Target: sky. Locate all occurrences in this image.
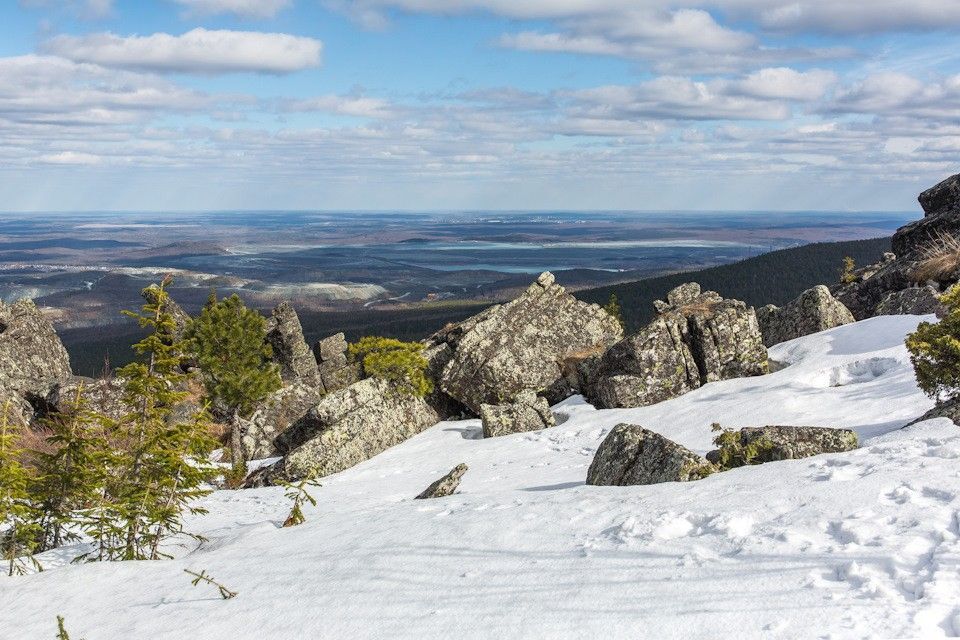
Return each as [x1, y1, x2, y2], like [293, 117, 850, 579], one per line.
[1, 1, 959, 212]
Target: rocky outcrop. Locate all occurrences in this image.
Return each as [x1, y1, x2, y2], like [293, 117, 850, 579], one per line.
[266, 302, 322, 388]
[875, 286, 946, 317]
[586, 424, 715, 486]
[238, 382, 323, 460]
[584, 284, 767, 409]
[706, 426, 858, 465]
[0, 299, 72, 403]
[273, 378, 440, 480]
[757, 286, 855, 346]
[313, 333, 360, 393]
[892, 173, 960, 259]
[0, 393, 35, 428]
[833, 173, 960, 319]
[479, 390, 555, 438]
[425, 272, 622, 414]
[415, 463, 468, 499]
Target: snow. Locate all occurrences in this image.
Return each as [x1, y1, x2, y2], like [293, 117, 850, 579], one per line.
[5, 314, 960, 639]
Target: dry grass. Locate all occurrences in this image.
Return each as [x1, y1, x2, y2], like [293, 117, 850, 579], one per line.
[911, 229, 960, 283]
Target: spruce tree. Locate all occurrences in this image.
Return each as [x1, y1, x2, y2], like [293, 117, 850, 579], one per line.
[907, 285, 960, 402]
[603, 293, 625, 329]
[31, 384, 109, 552]
[349, 336, 432, 397]
[103, 277, 218, 561]
[0, 399, 41, 575]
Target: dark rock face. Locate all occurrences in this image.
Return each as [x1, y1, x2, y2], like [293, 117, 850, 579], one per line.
[238, 382, 323, 460]
[706, 426, 858, 465]
[586, 424, 714, 486]
[277, 378, 440, 480]
[479, 390, 555, 438]
[0, 299, 72, 403]
[908, 398, 960, 427]
[313, 333, 360, 393]
[833, 173, 960, 319]
[757, 286, 855, 346]
[266, 302, 322, 388]
[415, 463, 468, 499]
[893, 173, 960, 258]
[584, 284, 767, 409]
[426, 272, 622, 414]
[875, 286, 946, 317]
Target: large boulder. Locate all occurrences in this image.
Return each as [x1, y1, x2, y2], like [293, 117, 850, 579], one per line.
[706, 426, 858, 466]
[875, 286, 946, 317]
[427, 272, 622, 414]
[757, 286, 854, 346]
[415, 463, 468, 499]
[584, 284, 767, 409]
[273, 378, 440, 480]
[479, 390, 555, 438]
[238, 382, 323, 460]
[586, 424, 715, 486]
[266, 302, 322, 388]
[893, 173, 960, 259]
[313, 332, 361, 393]
[0, 299, 72, 401]
[47, 376, 127, 421]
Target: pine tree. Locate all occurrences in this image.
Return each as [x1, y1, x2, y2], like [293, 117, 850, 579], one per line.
[906, 285, 960, 402]
[0, 399, 41, 575]
[183, 292, 281, 420]
[840, 256, 857, 284]
[101, 277, 218, 561]
[348, 336, 432, 397]
[603, 293, 625, 329]
[30, 384, 109, 552]
[280, 473, 320, 528]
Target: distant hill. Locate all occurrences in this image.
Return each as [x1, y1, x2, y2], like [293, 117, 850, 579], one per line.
[576, 237, 891, 333]
[60, 237, 891, 376]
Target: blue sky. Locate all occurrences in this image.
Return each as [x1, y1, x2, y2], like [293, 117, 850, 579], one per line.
[1, 0, 960, 212]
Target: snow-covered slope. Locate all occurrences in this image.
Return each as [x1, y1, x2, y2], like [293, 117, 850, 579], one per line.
[6, 315, 960, 639]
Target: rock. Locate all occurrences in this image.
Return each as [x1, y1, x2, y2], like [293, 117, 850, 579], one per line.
[586, 424, 715, 486]
[706, 426, 859, 466]
[238, 382, 323, 460]
[47, 376, 127, 421]
[276, 378, 440, 480]
[428, 272, 622, 414]
[313, 333, 360, 393]
[415, 463, 468, 499]
[479, 390, 555, 438]
[584, 284, 767, 409]
[266, 302, 322, 388]
[756, 286, 855, 346]
[908, 398, 960, 427]
[893, 173, 960, 258]
[0, 393, 35, 429]
[0, 299, 72, 401]
[875, 286, 946, 317]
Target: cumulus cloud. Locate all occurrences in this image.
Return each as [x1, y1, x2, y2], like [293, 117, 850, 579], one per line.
[825, 72, 960, 117]
[171, 0, 290, 18]
[42, 28, 323, 75]
[725, 67, 837, 101]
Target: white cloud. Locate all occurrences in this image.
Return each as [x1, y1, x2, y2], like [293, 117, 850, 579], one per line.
[826, 72, 960, 117]
[726, 67, 837, 101]
[282, 95, 397, 118]
[42, 28, 323, 75]
[171, 0, 290, 18]
[333, 0, 960, 34]
[566, 76, 794, 121]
